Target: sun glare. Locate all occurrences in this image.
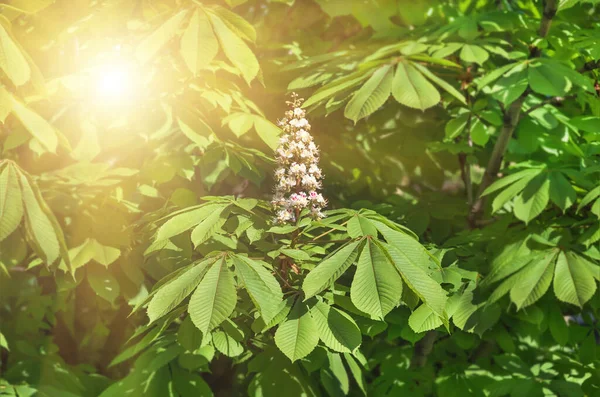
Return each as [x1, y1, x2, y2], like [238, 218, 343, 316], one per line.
[92, 62, 135, 103]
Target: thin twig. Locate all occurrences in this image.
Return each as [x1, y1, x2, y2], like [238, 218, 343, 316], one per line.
[312, 220, 350, 241]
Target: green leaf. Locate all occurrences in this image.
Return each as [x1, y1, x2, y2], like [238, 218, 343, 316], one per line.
[0, 22, 31, 86]
[514, 174, 550, 223]
[491, 64, 528, 105]
[10, 97, 58, 153]
[303, 240, 362, 299]
[136, 10, 188, 64]
[476, 62, 520, 89]
[147, 258, 214, 323]
[445, 113, 470, 140]
[482, 168, 543, 196]
[343, 353, 367, 396]
[309, 301, 361, 353]
[189, 258, 237, 334]
[177, 109, 214, 148]
[459, 44, 489, 65]
[547, 306, 569, 345]
[18, 171, 60, 264]
[190, 206, 226, 247]
[392, 61, 440, 110]
[470, 118, 489, 146]
[528, 60, 572, 97]
[0, 165, 23, 241]
[344, 65, 392, 122]
[212, 330, 243, 357]
[172, 366, 213, 397]
[275, 300, 319, 362]
[491, 172, 539, 213]
[180, 8, 219, 74]
[211, 6, 256, 43]
[0, 86, 11, 123]
[321, 352, 349, 396]
[408, 304, 443, 333]
[253, 116, 281, 150]
[570, 116, 600, 133]
[378, 238, 447, 320]
[208, 12, 259, 84]
[87, 263, 120, 304]
[232, 255, 283, 323]
[177, 316, 205, 351]
[510, 250, 557, 310]
[351, 240, 403, 319]
[0, 332, 8, 351]
[578, 186, 600, 213]
[412, 63, 466, 105]
[155, 204, 223, 242]
[303, 71, 371, 108]
[553, 252, 597, 307]
[92, 239, 121, 267]
[346, 214, 377, 238]
[548, 171, 576, 212]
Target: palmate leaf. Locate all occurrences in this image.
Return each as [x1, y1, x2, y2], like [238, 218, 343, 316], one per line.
[346, 213, 377, 238]
[87, 263, 120, 304]
[553, 252, 597, 308]
[309, 301, 361, 353]
[9, 96, 58, 153]
[136, 9, 189, 65]
[548, 171, 576, 212]
[208, 12, 259, 84]
[578, 186, 600, 214]
[0, 22, 31, 86]
[491, 64, 528, 105]
[514, 174, 550, 224]
[232, 255, 283, 323]
[343, 353, 367, 396]
[147, 257, 215, 323]
[189, 257, 237, 334]
[17, 170, 60, 265]
[302, 70, 371, 108]
[509, 250, 558, 310]
[350, 239, 403, 319]
[491, 172, 539, 213]
[211, 6, 256, 43]
[343, 65, 392, 123]
[0, 164, 23, 241]
[392, 61, 440, 110]
[190, 206, 227, 247]
[275, 299, 319, 362]
[412, 63, 466, 105]
[155, 203, 227, 242]
[459, 44, 489, 65]
[408, 304, 443, 333]
[377, 237, 447, 320]
[528, 59, 572, 97]
[180, 8, 219, 74]
[481, 167, 544, 196]
[303, 240, 362, 299]
[212, 330, 243, 357]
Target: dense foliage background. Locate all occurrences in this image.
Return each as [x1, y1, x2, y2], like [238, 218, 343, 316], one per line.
[1, 0, 599, 396]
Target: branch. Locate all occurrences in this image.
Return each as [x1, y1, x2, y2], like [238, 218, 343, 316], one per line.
[523, 95, 572, 116]
[579, 60, 600, 73]
[410, 331, 438, 368]
[469, 0, 558, 223]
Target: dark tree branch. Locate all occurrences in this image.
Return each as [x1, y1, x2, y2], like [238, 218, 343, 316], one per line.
[580, 60, 600, 73]
[410, 330, 438, 368]
[469, 0, 558, 224]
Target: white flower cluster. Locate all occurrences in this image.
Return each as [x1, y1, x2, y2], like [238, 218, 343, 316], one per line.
[272, 94, 326, 224]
